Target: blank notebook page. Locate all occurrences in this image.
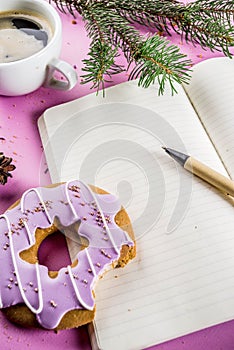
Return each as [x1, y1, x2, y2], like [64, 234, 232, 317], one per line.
[184, 57, 234, 179]
[38, 78, 234, 350]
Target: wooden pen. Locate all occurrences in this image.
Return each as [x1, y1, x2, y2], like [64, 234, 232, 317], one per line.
[162, 147, 234, 197]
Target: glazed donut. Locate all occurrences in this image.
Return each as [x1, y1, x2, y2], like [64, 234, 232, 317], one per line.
[0, 180, 135, 330]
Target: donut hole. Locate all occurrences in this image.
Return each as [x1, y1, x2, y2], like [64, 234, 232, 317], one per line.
[38, 230, 72, 272]
[19, 220, 90, 279]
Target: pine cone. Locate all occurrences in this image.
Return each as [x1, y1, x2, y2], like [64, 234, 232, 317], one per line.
[0, 153, 16, 185]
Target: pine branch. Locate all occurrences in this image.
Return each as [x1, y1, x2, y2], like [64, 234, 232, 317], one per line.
[52, 0, 234, 94]
[78, 2, 127, 92]
[130, 35, 191, 95]
[81, 40, 124, 94]
[76, 1, 192, 94]
[188, 0, 234, 23]
[178, 0, 234, 56]
[97, 0, 234, 56]
[81, 3, 142, 61]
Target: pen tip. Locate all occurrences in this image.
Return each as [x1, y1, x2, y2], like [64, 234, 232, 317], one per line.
[162, 146, 167, 151]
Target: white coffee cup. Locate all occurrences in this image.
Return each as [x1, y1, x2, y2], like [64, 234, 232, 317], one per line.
[0, 0, 77, 96]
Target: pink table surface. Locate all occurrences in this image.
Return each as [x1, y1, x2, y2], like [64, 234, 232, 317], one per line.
[1, 2, 234, 349]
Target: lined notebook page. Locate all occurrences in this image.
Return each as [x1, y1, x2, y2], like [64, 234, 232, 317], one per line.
[184, 57, 234, 179]
[38, 78, 234, 350]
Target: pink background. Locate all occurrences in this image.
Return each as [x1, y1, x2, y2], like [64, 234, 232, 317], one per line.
[1, 2, 234, 349]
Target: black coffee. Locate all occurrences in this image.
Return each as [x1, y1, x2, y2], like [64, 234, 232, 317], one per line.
[0, 10, 53, 63]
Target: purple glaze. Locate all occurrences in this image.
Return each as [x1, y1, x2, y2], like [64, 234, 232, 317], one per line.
[0, 180, 134, 329]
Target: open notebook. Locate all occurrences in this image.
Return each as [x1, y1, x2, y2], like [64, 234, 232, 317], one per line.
[38, 57, 234, 350]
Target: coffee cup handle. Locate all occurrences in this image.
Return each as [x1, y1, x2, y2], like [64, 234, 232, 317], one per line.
[43, 58, 78, 91]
